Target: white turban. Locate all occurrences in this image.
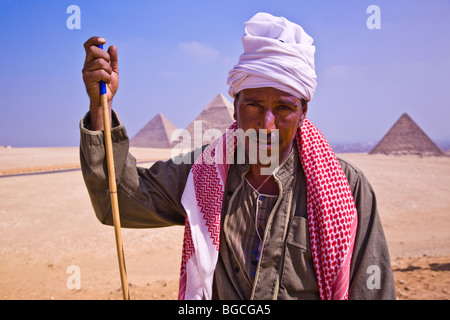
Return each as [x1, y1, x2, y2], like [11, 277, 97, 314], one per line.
[227, 12, 317, 102]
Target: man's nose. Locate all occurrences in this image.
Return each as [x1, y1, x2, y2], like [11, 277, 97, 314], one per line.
[261, 110, 277, 132]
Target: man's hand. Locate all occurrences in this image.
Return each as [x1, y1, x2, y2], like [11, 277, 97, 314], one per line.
[82, 36, 119, 130]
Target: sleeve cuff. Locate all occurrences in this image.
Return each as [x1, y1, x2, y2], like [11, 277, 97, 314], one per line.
[79, 110, 129, 147]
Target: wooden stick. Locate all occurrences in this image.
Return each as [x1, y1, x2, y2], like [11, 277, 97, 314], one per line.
[99, 45, 130, 300]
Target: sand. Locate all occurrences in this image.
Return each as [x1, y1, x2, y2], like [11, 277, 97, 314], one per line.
[0, 147, 449, 300]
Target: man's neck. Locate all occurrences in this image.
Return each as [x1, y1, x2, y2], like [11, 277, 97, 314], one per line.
[246, 168, 278, 195]
[246, 142, 294, 195]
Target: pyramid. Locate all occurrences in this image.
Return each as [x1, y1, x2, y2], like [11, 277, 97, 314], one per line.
[130, 113, 178, 148]
[369, 113, 445, 156]
[184, 93, 235, 146]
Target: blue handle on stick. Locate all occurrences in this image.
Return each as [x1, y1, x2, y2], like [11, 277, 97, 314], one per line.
[98, 44, 107, 95]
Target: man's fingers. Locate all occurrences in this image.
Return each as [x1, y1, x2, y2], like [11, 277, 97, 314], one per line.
[83, 36, 106, 52]
[82, 37, 118, 104]
[85, 45, 111, 65]
[83, 69, 112, 84]
[83, 38, 117, 76]
[83, 58, 113, 75]
[108, 45, 119, 75]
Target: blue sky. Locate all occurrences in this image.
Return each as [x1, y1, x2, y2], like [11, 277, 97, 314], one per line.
[0, 0, 449, 147]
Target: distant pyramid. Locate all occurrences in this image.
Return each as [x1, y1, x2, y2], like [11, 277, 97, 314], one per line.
[130, 113, 178, 148]
[369, 113, 445, 156]
[184, 93, 235, 147]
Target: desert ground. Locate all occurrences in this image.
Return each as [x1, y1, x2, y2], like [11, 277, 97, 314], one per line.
[0, 146, 449, 300]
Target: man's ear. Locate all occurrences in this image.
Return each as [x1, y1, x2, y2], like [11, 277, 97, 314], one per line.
[233, 95, 239, 121]
[302, 100, 308, 116]
[300, 101, 308, 121]
[299, 100, 308, 126]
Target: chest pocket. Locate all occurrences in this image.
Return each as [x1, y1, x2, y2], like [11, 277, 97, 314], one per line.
[279, 216, 319, 299]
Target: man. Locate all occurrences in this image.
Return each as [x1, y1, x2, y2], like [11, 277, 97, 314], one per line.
[80, 12, 396, 300]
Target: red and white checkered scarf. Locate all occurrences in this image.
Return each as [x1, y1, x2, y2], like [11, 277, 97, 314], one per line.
[178, 118, 358, 300]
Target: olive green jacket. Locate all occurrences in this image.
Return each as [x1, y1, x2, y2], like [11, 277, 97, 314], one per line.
[79, 111, 396, 300]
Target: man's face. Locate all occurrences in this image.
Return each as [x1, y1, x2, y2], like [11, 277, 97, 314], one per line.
[234, 87, 307, 165]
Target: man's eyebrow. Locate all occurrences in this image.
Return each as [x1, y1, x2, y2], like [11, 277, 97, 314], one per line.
[241, 97, 263, 103]
[276, 99, 299, 107]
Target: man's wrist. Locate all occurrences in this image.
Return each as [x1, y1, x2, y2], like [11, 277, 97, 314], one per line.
[88, 100, 113, 131]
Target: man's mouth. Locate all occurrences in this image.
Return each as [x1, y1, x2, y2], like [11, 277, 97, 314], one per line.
[257, 139, 271, 148]
[257, 132, 279, 149]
